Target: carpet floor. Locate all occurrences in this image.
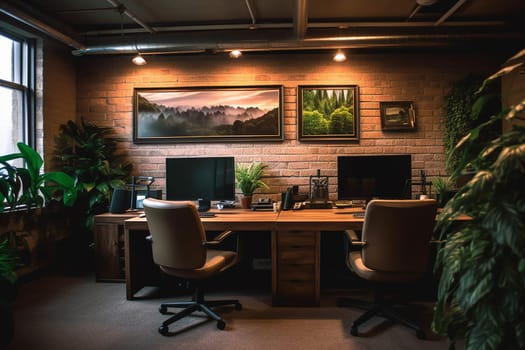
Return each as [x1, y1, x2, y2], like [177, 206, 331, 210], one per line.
[7, 272, 454, 350]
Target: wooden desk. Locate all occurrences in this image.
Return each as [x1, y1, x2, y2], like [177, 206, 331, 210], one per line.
[101, 207, 470, 303]
[122, 208, 365, 304]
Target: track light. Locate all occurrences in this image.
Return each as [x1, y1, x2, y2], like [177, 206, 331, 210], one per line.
[333, 50, 347, 62]
[132, 53, 147, 65]
[229, 50, 242, 58]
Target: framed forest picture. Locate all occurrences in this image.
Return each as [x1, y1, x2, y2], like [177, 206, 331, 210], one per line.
[133, 86, 283, 143]
[298, 85, 359, 142]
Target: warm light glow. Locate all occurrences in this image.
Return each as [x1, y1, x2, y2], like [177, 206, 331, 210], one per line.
[132, 54, 147, 65]
[333, 50, 347, 62]
[229, 50, 242, 58]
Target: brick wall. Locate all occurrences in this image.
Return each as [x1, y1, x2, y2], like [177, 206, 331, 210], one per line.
[69, 51, 503, 201]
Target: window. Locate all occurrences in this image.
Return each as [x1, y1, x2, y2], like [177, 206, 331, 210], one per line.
[0, 31, 35, 157]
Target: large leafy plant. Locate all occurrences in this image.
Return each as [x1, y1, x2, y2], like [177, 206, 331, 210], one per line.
[53, 118, 132, 231]
[432, 51, 525, 350]
[0, 142, 77, 212]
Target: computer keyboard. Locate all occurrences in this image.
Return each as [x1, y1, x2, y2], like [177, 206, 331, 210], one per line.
[199, 212, 216, 218]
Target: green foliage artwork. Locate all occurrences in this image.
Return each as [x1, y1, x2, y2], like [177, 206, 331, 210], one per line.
[299, 86, 359, 141]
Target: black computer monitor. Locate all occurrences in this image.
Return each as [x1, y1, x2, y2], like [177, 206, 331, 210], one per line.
[166, 157, 235, 202]
[337, 154, 412, 201]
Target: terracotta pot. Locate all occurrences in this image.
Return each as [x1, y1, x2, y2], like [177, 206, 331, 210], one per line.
[240, 195, 253, 209]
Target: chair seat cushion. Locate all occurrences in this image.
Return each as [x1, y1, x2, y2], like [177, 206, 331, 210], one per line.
[349, 251, 425, 283]
[160, 249, 237, 279]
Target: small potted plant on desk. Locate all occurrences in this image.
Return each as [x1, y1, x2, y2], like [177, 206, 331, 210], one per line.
[432, 176, 456, 207]
[235, 162, 268, 209]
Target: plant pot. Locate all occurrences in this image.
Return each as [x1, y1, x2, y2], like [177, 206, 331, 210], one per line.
[240, 195, 253, 209]
[437, 190, 457, 208]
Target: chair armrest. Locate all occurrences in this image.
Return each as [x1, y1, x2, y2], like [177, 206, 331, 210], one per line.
[203, 230, 236, 246]
[344, 229, 367, 248]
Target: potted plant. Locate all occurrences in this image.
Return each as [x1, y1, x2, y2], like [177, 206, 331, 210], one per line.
[432, 50, 525, 349]
[0, 239, 17, 349]
[0, 142, 78, 275]
[235, 162, 268, 209]
[53, 118, 132, 273]
[431, 176, 455, 207]
[0, 142, 78, 212]
[53, 118, 132, 232]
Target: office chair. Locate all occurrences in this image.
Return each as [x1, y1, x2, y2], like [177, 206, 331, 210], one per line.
[142, 198, 242, 335]
[340, 199, 437, 339]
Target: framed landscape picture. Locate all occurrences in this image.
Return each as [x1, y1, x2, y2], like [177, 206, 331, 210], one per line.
[133, 86, 283, 143]
[298, 85, 359, 142]
[380, 101, 416, 131]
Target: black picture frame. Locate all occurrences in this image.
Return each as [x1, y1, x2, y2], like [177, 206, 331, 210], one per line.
[380, 101, 416, 131]
[133, 86, 283, 143]
[298, 85, 359, 142]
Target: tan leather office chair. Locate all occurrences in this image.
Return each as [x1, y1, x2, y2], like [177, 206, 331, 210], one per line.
[341, 199, 437, 339]
[142, 198, 242, 336]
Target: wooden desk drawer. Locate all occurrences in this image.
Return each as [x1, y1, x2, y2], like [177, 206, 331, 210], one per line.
[272, 230, 320, 306]
[277, 231, 317, 246]
[278, 248, 316, 264]
[278, 264, 316, 282]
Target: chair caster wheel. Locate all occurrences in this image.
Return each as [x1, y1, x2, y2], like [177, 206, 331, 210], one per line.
[158, 325, 169, 335]
[416, 330, 426, 340]
[235, 302, 243, 311]
[217, 320, 226, 330]
[159, 306, 168, 314]
[350, 326, 359, 336]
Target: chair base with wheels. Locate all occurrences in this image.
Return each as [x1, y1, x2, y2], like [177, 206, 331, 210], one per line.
[340, 287, 426, 339]
[158, 285, 242, 335]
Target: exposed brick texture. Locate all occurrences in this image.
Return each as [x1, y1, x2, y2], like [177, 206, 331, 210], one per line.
[55, 51, 504, 201]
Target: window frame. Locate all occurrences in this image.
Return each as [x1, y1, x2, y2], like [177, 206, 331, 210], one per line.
[0, 29, 36, 150]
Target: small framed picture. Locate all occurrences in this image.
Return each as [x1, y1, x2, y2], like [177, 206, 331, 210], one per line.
[380, 101, 416, 131]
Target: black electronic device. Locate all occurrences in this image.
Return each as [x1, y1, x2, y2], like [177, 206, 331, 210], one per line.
[109, 189, 130, 213]
[197, 198, 211, 212]
[166, 157, 235, 203]
[337, 155, 412, 201]
[281, 188, 294, 210]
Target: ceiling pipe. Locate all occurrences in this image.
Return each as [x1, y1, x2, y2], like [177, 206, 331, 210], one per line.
[435, 0, 469, 26]
[105, 0, 155, 34]
[0, 0, 85, 49]
[71, 30, 523, 56]
[407, 5, 422, 20]
[294, 0, 308, 40]
[79, 20, 505, 36]
[244, 0, 257, 28]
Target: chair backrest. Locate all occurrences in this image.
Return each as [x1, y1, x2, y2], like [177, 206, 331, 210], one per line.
[142, 198, 207, 269]
[361, 199, 437, 273]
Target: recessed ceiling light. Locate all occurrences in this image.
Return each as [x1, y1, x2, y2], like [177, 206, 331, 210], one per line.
[333, 50, 347, 62]
[132, 54, 147, 65]
[229, 50, 242, 58]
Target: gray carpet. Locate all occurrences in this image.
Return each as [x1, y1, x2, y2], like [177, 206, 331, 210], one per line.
[7, 273, 453, 350]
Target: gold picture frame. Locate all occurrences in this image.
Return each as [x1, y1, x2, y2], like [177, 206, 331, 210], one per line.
[133, 86, 283, 143]
[380, 101, 416, 131]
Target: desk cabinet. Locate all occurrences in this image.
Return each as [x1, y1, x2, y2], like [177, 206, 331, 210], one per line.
[94, 213, 137, 282]
[272, 230, 320, 306]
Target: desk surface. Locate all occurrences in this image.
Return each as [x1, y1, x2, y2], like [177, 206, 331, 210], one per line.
[124, 207, 368, 232]
[125, 208, 279, 231]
